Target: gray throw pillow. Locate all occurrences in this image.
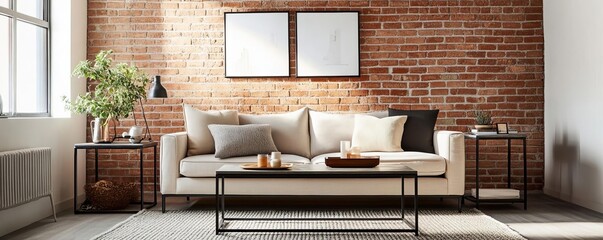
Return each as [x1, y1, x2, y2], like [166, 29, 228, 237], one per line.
[207, 124, 278, 159]
[183, 104, 239, 156]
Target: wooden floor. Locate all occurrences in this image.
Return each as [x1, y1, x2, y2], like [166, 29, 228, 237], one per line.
[2, 192, 602, 240]
[481, 194, 603, 240]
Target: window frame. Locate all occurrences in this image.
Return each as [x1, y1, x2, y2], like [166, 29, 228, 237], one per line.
[0, 0, 50, 117]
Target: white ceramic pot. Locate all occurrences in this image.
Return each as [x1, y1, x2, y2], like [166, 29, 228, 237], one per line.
[129, 126, 144, 143]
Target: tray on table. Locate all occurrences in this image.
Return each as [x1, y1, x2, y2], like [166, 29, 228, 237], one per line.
[325, 156, 380, 168]
[240, 163, 293, 170]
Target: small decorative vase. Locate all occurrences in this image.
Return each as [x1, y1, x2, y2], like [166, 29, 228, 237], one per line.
[474, 124, 494, 130]
[90, 117, 115, 143]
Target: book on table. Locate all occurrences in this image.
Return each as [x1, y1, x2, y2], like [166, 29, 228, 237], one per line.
[470, 128, 497, 135]
[470, 129, 519, 135]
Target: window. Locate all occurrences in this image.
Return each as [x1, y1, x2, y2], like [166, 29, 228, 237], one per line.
[0, 0, 49, 116]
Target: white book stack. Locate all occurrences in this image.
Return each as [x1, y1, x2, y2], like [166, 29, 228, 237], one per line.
[470, 129, 497, 135]
[470, 129, 519, 135]
[471, 188, 520, 199]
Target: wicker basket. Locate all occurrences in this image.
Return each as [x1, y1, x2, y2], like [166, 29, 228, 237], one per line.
[85, 180, 139, 210]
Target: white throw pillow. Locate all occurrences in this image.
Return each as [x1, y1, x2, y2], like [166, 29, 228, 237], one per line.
[183, 104, 239, 156]
[351, 115, 408, 152]
[239, 107, 310, 158]
[309, 111, 356, 157]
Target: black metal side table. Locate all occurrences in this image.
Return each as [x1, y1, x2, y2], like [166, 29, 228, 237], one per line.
[73, 141, 158, 213]
[464, 133, 528, 210]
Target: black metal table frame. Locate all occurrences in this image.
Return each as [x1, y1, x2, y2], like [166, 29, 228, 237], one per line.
[464, 134, 527, 210]
[215, 173, 419, 235]
[73, 142, 158, 214]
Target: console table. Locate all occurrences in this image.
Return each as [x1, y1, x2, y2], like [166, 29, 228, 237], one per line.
[464, 133, 527, 210]
[215, 164, 419, 235]
[73, 141, 158, 213]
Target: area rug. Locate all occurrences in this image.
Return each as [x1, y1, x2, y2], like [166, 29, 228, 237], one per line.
[92, 209, 526, 240]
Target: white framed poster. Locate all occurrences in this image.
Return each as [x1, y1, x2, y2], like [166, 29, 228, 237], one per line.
[296, 11, 360, 77]
[224, 12, 290, 78]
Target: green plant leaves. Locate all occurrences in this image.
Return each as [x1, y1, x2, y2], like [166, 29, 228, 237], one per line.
[64, 50, 150, 119]
[475, 110, 492, 125]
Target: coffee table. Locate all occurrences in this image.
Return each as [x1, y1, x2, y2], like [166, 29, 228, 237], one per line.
[215, 164, 419, 235]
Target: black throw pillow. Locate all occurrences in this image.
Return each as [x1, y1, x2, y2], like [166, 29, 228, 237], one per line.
[388, 108, 439, 153]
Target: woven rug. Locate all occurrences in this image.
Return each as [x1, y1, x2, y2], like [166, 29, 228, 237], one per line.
[92, 209, 526, 240]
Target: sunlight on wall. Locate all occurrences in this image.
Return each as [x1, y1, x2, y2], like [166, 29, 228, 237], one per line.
[544, 0, 603, 214]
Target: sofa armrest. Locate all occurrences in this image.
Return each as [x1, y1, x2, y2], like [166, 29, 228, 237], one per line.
[160, 132, 188, 194]
[433, 130, 465, 195]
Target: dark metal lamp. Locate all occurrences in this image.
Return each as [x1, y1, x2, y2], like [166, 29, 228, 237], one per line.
[148, 76, 168, 98]
[139, 76, 167, 142]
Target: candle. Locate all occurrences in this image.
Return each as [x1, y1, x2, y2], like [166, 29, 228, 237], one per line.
[348, 146, 361, 158]
[257, 154, 268, 168]
[270, 158, 282, 168]
[270, 151, 282, 168]
[340, 141, 351, 158]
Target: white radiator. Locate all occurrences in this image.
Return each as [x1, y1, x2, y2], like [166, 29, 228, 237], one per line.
[0, 147, 56, 220]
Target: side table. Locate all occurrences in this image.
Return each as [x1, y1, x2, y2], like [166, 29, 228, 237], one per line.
[73, 141, 158, 213]
[463, 133, 527, 210]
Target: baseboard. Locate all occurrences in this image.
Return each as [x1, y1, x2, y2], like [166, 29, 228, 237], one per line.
[543, 187, 571, 201]
[0, 197, 54, 237]
[0, 194, 85, 237]
[544, 188, 603, 214]
[54, 194, 86, 213]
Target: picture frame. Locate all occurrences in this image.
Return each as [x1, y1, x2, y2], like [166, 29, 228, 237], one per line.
[224, 12, 290, 78]
[496, 123, 509, 134]
[296, 11, 360, 77]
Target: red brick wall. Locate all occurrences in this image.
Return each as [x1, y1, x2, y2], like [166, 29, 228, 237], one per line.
[86, 0, 544, 192]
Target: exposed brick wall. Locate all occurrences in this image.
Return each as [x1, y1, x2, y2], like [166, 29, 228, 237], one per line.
[86, 0, 544, 193]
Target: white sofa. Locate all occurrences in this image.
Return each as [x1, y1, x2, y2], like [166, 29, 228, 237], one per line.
[160, 107, 465, 211]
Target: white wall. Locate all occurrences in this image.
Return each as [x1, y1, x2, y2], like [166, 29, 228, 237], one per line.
[544, 0, 603, 213]
[0, 0, 87, 236]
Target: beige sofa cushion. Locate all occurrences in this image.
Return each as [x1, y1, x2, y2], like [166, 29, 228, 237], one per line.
[309, 111, 355, 157]
[183, 105, 239, 156]
[311, 152, 446, 176]
[180, 154, 310, 177]
[367, 111, 388, 118]
[351, 115, 407, 152]
[239, 107, 310, 158]
[309, 111, 388, 157]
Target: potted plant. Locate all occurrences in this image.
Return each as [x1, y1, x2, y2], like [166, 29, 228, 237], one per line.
[474, 110, 493, 129]
[64, 50, 149, 143]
